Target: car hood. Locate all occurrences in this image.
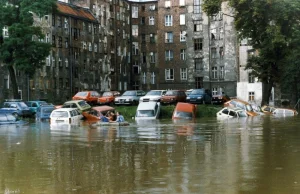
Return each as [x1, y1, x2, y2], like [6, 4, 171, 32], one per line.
[140, 95, 161, 99]
[115, 96, 137, 100]
[188, 94, 203, 98]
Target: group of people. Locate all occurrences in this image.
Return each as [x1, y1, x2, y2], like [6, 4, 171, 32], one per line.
[99, 111, 125, 123]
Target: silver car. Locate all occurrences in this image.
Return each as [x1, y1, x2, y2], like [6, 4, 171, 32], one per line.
[139, 90, 166, 102]
[114, 90, 146, 105]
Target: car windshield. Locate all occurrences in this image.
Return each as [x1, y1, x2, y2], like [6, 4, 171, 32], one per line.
[78, 101, 89, 107]
[75, 92, 88, 97]
[52, 111, 69, 118]
[146, 91, 162, 96]
[123, 91, 136, 96]
[102, 92, 112, 97]
[18, 102, 28, 108]
[245, 104, 254, 111]
[174, 111, 192, 118]
[191, 89, 204, 95]
[165, 91, 177, 96]
[237, 111, 248, 117]
[42, 107, 54, 113]
[136, 110, 155, 117]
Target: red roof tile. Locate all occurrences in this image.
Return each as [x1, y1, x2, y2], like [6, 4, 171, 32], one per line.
[57, 2, 97, 22]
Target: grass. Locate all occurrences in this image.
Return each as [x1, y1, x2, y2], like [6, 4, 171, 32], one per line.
[114, 104, 222, 120]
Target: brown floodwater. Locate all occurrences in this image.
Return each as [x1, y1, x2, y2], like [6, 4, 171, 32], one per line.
[1, 115, 300, 193]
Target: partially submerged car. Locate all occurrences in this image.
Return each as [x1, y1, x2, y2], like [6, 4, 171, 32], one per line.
[0, 113, 28, 125]
[98, 91, 120, 105]
[172, 102, 197, 120]
[0, 99, 33, 117]
[160, 90, 186, 105]
[50, 108, 83, 125]
[216, 107, 248, 119]
[114, 90, 146, 105]
[36, 104, 55, 120]
[135, 102, 161, 120]
[72, 91, 101, 105]
[186, 89, 212, 104]
[139, 90, 166, 102]
[82, 105, 115, 122]
[61, 100, 91, 113]
[272, 108, 298, 116]
[25, 100, 49, 115]
[224, 99, 258, 116]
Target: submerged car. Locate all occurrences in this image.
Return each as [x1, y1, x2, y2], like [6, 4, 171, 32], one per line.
[160, 90, 186, 105]
[98, 91, 120, 105]
[139, 90, 166, 102]
[61, 100, 91, 113]
[172, 102, 197, 120]
[0, 113, 28, 125]
[135, 102, 161, 120]
[114, 90, 146, 105]
[272, 108, 298, 116]
[216, 107, 248, 119]
[82, 106, 115, 122]
[36, 104, 55, 120]
[50, 108, 83, 125]
[224, 99, 258, 116]
[0, 99, 33, 117]
[72, 91, 101, 105]
[25, 100, 49, 115]
[186, 89, 212, 104]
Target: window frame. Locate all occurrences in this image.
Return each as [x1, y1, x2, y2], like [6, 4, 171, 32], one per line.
[165, 69, 174, 80]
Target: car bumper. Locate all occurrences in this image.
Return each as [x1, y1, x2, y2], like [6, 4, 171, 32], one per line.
[186, 99, 203, 104]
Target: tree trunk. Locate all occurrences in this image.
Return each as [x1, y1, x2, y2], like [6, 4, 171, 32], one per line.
[7, 65, 20, 99]
[261, 80, 273, 106]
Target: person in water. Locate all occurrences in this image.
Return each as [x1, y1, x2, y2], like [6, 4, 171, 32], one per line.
[114, 112, 125, 122]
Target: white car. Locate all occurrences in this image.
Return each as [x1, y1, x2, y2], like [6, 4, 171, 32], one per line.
[216, 107, 248, 119]
[135, 102, 161, 120]
[50, 108, 83, 125]
[139, 90, 166, 103]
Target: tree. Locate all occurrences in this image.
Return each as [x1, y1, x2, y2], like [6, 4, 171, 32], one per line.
[203, 0, 300, 106]
[0, 0, 57, 99]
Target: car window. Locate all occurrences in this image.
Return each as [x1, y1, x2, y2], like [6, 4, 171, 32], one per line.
[10, 104, 17, 108]
[191, 89, 204, 95]
[32, 103, 37, 107]
[75, 92, 88, 97]
[222, 109, 229, 115]
[228, 110, 237, 117]
[136, 110, 155, 117]
[18, 102, 28, 108]
[103, 92, 112, 97]
[123, 91, 136, 96]
[174, 111, 192, 118]
[52, 111, 69, 117]
[42, 107, 54, 113]
[78, 101, 89, 107]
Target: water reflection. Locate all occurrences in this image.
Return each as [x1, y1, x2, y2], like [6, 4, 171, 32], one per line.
[1, 116, 300, 193]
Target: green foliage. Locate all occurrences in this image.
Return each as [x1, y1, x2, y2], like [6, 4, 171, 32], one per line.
[202, 0, 222, 16]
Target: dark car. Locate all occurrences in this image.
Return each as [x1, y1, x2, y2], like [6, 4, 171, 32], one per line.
[160, 90, 187, 105]
[186, 89, 212, 104]
[0, 100, 33, 117]
[211, 92, 230, 105]
[0, 113, 28, 125]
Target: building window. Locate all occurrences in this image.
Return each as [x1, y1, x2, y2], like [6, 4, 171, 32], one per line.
[149, 16, 155, 25]
[195, 58, 203, 71]
[65, 59, 68, 68]
[219, 47, 224, 59]
[65, 37, 68, 48]
[194, 38, 203, 51]
[180, 14, 185, 25]
[165, 15, 173, 26]
[58, 57, 62, 67]
[220, 27, 224, 39]
[143, 72, 146, 84]
[165, 32, 173, 43]
[45, 33, 49, 43]
[212, 67, 217, 79]
[194, 0, 201, 14]
[132, 42, 139, 55]
[132, 6, 138, 18]
[194, 20, 202, 32]
[220, 66, 224, 79]
[151, 72, 155, 84]
[149, 5, 156, 11]
[165, 69, 174, 80]
[180, 68, 187, 80]
[59, 78, 63, 88]
[180, 31, 187, 42]
[249, 92, 255, 101]
[57, 16, 62, 27]
[52, 35, 56, 46]
[88, 42, 92, 51]
[180, 49, 186, 60]
[133, 61, 140, 74]
[211, 48, 217, 58]
[52, 15, 55, 26]
[141, 34, 146, 43]
[150, 52, 156, 63]
[141, 17, 145, 25]
[82, 41, 87, 50]
[150, 33, 155, 43]
[132, 25, 138, 36]
[58, 36, 62, 48]
[94, 43, 98, 52]
[179, 0, 185, 6]
[249, 73, 255, 83]
[142, 52, 146, 63]
[165, 0, 171, 8]
[165, 50, 173, 61]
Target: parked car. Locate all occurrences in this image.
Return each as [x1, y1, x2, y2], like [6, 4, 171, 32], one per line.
[36, 104, 55, 120]
[50, 108, 83, 125]
[72, 91, 101, 105]
[273, 108, 298, 116]
[216, 107, 248, 119]
[61, 100, 91, 113]
[114, 90, 146, 105]
[0, 99, 33, 117]
[160, 90, 186, 105]
[98, 91, 121, 105]
[211, 92, 230, 105]
[0, 113, 28, 125]
[224, 99, 258, 116]
[186, 89, 212, 104]
[139, 90, 166, 102]
[25, 100, 49, 115]
[185, 89, 193, 96]
[82, 105, 115, 122]
[172, 102, 197, 120]
[135, 102, 161, 120]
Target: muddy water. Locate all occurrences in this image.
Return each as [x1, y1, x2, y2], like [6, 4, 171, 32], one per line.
[1, 116, 300, 193]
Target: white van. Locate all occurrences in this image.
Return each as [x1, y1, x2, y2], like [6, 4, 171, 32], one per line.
[50, 108, 83, 125]
[135, 102, 161, 120]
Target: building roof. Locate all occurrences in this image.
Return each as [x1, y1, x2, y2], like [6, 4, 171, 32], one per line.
[57, 2, 97, 22]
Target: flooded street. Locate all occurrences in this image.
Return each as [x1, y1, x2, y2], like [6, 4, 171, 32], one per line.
[1, 116, 300, 193]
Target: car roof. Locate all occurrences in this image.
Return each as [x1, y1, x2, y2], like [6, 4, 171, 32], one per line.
[64, 100, 85, 103]
[174, 102, 196, 111]
[137, 102, 159, 110]
[92, 106, 115, 112]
